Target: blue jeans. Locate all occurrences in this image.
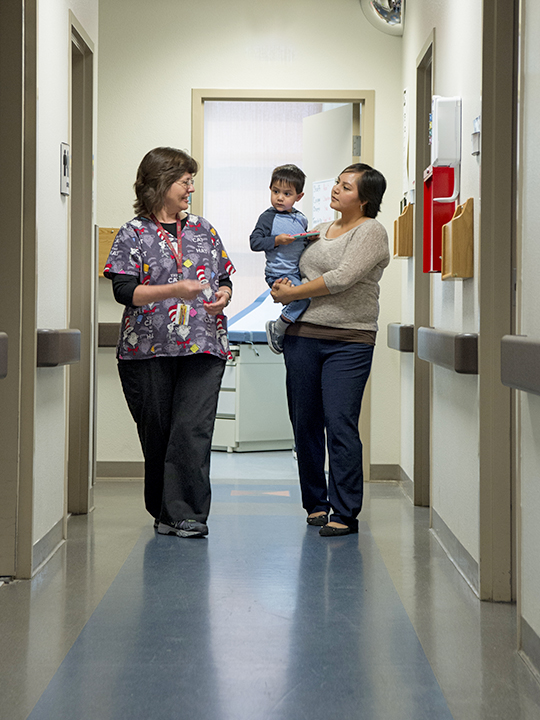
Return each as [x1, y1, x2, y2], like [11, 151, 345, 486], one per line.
[283, 335, 374, 530]
[266, 272, 310, 323]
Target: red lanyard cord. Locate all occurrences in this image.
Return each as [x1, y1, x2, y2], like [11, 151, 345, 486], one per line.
[150, 214, 184, 276]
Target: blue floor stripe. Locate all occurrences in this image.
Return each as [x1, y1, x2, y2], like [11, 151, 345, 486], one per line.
[28, 515, 453, 720]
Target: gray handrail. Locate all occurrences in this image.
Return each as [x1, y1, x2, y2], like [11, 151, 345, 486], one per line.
[0, 332, 7, 379]
[37, 329, 81, 368]
[501, 335, 540, 396]
[387, 323, 414, 352]
[417, 327, 478, 374]
[98, 323, 120, 348]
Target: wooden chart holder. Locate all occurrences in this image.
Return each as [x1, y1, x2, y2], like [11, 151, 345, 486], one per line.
[441, 197, 474, 280]
[98, 227, 119, 277]
[393, 203, 414, 258]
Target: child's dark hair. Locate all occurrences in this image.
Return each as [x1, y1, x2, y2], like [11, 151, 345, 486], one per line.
[270, 164, 306, 194]
[341, 163, 387, 218]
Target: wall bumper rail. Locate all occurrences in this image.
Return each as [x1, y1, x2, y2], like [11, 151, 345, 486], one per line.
[98, 323, 120, 348]
[387, 323, 414, 352]
[37, 329, 81, 368]
[0, 332, 7, 379]
[417, 327, 478, 374]
[501, 335, 540, 396]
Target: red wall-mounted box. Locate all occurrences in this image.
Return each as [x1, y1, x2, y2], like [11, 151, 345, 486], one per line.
[423, 165, 456, 273]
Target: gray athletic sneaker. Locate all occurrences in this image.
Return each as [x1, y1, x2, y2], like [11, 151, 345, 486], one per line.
[157, 519, 208, 538]
[265, 320, 284, 354]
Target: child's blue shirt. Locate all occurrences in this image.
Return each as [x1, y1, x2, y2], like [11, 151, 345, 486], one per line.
[249, 207, 308, 282]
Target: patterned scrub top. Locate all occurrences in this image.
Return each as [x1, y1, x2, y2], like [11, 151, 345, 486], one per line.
[104, 214, 235, 361]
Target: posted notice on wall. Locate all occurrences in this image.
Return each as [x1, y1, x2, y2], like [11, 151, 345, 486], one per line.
[61, 142, 70, 195]
[312, 179, 335, 226]
[403, 88, 410, 197]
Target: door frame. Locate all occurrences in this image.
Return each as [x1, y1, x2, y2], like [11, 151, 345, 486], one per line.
[413, 35, 434, 509]
[191, 89, 375, 480]
[478, 0, 518, 602]
[191, 89, 375, 220]
[0, 0, 38, 579]
[67, 13, 96, 516]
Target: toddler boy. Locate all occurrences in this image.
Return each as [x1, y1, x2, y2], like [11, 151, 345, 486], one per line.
[249, 164, 315, 354]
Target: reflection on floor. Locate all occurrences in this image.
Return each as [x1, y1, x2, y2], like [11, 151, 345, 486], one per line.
[1, 452, 539, 720]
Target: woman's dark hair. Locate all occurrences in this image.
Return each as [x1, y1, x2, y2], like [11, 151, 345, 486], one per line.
[340, 163, 387, 218]
[134, 147, 198, 216]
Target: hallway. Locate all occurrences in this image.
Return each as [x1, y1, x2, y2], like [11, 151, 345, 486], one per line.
[1, 452, 539, 719]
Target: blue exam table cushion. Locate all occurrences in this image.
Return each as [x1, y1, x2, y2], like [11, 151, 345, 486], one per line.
[228, 289, 276, 343]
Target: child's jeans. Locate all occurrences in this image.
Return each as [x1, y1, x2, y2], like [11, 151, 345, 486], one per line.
[266, 272, 311, 324]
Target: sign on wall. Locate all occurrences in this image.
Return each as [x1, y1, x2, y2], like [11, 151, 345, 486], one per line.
[403, 88, 410, 197]
[60, 142, 70, 195]
[312, 179, 335, 225]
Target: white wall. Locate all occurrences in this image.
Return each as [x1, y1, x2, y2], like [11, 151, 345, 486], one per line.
[97, 281, 143, 463]
[517, 0, 540, 645]
[33, 0, 98, 542]
[96, 0, 404, 468]
[400, 0, 483, 560]
[399, 260, 415, 480]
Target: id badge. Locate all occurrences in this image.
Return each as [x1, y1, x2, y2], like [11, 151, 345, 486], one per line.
[176, 304, 189, 325]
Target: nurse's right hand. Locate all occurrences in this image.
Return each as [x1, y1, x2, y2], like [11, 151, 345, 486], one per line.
[174, 279, 205, 300]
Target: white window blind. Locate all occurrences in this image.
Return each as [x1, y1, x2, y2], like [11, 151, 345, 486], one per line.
[203, 101, 323, 319]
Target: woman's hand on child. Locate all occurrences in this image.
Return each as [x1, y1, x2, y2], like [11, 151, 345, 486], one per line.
[275, 233, 295, 246]
[271, 277, 295, 304]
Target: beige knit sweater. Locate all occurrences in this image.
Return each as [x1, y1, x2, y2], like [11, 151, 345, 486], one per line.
[297, 219, 390, 331]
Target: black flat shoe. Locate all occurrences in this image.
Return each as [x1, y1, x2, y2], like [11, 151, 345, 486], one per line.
[319, 524, 358, 537]
[307, 513, 329, 526]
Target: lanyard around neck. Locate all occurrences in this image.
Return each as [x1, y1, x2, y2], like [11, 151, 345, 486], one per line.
[151, 214, 184, 276]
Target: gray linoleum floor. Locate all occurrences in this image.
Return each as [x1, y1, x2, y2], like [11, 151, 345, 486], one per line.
[1, 451, 540, 719]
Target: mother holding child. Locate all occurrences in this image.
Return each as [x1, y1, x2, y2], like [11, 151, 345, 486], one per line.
[269, 163, 390, 537]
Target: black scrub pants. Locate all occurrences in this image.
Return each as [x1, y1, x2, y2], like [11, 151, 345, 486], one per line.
[118, 354, 226, 525]
[283, 335, 373, 531]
